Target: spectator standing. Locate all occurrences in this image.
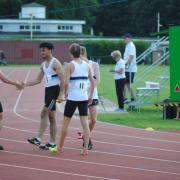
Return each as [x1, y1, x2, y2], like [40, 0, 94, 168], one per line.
[123, 33, 137, 104]
[110, 50, 126, 112]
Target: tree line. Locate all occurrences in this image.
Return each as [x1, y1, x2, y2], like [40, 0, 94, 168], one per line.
[0, 0, 179, 37]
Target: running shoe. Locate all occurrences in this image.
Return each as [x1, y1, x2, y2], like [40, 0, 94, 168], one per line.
[0, 144, 4, 150]
[39, 143, 56, 150]
[83, 138, 93, 150]
[88, 139, 93, 150]
[27, 137, 41, 145]
[49, 145, 59, 153]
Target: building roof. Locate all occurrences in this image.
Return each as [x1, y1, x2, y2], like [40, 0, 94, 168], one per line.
[0, 19, 86, 25]
[22, 3, 45, 8]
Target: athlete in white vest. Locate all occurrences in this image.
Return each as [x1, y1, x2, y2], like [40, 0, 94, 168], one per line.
[79, 46, 100, 150]
[23, 42, 64, 150]
[49, 43, 94, 156]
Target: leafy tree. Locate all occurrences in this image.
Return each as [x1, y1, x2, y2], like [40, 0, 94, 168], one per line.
[95, 0, 180, 36]
[0, 0, 180, 36]
[0, 0, 22, 19]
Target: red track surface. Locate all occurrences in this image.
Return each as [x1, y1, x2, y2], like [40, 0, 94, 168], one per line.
[0, 67, 180, 180]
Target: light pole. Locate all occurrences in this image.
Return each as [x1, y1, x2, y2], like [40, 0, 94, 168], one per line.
[157, 12, 160, 39]
[30, 14, 33, 40]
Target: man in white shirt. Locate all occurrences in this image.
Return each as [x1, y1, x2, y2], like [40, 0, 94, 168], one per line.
[123, 33, 137, 103]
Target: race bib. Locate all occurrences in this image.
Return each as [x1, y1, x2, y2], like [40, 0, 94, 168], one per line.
[74, 80, 88, 91]
[45, 75, 52, 84]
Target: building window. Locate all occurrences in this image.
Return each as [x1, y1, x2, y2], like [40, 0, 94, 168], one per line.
[36, 25, 40, 30]
[20, 25, 24, 30]
[0, 25, 3, 30]
[66, 26, 69, 30]
[25, 25, 29, 30]
[58, 25, 73, 31]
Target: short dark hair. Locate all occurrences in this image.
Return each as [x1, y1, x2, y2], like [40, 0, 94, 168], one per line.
[69, 43, 80, 58]
[39, 42, 54, 50]
[122, 33, 132, 39]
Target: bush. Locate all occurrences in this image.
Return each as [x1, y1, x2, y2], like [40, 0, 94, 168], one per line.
[81, 40, 150, 64]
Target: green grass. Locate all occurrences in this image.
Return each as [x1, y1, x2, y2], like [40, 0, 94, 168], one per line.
[98, 65, 180, 131]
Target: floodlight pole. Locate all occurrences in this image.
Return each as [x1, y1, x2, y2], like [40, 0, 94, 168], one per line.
[30, 14, 33, 40]
[157, 12, 160, 39]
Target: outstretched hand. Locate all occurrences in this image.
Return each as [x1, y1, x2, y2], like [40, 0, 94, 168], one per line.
[16, 82, 24, 90]
[16, 81, 24, 90]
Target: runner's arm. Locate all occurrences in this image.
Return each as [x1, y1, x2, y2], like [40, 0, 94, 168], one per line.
[24, 65, 44, 86]
[53, 61, 64, 99]
[93, 62, 100, 86]
[64, 63, 72, 99]
[88, 66, 95, 100]
[0, 71, 22, 89]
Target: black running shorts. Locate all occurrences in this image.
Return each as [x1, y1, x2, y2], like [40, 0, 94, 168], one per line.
[0, 101, 3, 113]
[125, 72, 135, 84]
[45, 85, 60, 111]
[64, 100, 88, 118]
[88, 99, 99, 107]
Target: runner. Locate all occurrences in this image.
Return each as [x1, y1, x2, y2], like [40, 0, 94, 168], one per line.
[49, 43, 94, 155]
[79, 46, 100, 150]
[24, 42, 64, 150]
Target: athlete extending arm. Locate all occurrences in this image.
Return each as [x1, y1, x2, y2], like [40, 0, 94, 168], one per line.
[0, 70, 22, 90]
[92, 62, 100, 86]
[24, 65, 44, 87]
[87, 65, 95, 105]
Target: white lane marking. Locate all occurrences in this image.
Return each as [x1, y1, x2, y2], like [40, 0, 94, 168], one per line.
[0, 163, 118, 180]
[57, 104, 180, 144]
[3, 125, 180, 153]
[1, 137, 180, 165]
[11, 71, 180, 145]
[13, 70, 31, 119]
[11, 69, 180, 145]
[13, 107, 180, 144]
[1, 150, 180, 176]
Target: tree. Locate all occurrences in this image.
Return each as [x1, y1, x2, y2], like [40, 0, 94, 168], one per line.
[37, 0, 99, 34]
[0, 0, 22, 19]
[94, 0, 180, 37]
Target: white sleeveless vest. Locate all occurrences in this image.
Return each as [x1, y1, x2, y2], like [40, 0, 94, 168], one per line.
[43, 57, 60, 87]
[88, 60, 98, 99]
[67, 60, 89, 101]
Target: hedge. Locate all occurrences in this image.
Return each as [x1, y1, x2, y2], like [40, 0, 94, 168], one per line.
[81, 40, 150, 64]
